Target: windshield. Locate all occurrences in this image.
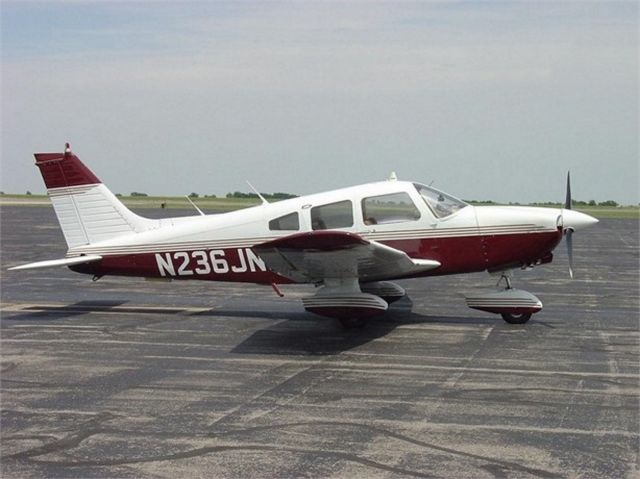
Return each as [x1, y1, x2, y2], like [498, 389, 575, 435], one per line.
[414, 183, 468, 218]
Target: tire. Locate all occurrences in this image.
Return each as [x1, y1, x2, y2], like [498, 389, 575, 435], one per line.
[339, 318, 368, 329]
[501, 312, 533, 324]
[381, 295, 404, 305]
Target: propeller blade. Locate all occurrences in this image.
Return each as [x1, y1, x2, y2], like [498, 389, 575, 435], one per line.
[566, 228, 574, 279]
[565, 171, 572, 210]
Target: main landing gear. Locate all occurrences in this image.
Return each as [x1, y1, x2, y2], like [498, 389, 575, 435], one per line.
[301, 280, 406, 329]
[464, 272, 543, 324]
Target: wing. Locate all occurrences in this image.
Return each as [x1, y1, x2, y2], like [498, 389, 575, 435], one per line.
[8, 255, 102, 271]
[253, 231, 440, 283]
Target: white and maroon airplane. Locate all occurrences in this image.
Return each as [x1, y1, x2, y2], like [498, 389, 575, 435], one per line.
[10, 144, 598, 328]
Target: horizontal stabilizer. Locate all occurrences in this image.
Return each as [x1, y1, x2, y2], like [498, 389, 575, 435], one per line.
[8, 255, 102, 271]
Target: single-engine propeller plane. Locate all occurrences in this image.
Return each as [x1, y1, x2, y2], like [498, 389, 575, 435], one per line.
[10, 144, 598, 328]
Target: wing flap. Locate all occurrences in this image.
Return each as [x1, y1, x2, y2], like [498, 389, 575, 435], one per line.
[254, 231, 439, 282]
[8, 255, 103, 271]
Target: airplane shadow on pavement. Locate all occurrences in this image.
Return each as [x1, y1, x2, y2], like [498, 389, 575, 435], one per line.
[229, 297, 499, 356]
[2, 298, 516, 356]
[0, 300, 130, 321]
[230, 312, 501, 356]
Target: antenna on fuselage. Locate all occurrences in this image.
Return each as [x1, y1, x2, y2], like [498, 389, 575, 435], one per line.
[388, 171, 397, 181]
[246, 181, 269, 205]
[185, 195, 205, 216]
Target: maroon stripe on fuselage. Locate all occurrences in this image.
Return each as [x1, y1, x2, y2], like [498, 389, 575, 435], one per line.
[70, 247, 293, 284]
[379, 228, 562, 277]
[69, 229, 563, 283]
[480, 228, 563, 270]
[381, 235, 485, 276]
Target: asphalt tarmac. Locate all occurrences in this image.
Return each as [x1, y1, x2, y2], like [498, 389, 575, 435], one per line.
[1, 205, 638, 478]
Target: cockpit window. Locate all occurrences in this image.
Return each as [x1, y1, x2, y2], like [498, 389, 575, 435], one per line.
[414, 183, 467, 218]
[269, 212, 299, 231]
[362, 192, 421, 225]
[311, 200, 353, 230]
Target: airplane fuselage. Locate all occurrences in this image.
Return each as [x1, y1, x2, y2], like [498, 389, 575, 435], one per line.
[68, 180, 565, 283]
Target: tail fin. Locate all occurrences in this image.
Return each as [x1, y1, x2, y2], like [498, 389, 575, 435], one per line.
[35, 143, 153, 249]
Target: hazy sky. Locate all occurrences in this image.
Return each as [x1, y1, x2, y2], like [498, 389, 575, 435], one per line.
[2, 1, 638, 204]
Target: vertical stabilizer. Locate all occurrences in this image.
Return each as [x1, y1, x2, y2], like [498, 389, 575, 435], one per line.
[34, 144, 153, 249]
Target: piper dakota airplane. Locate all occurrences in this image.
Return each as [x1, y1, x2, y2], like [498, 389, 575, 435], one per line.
[10, 144, 598, 328]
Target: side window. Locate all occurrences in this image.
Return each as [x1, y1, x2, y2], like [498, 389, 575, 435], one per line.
[269, 212, 300, 231]
[361, 192, 421, 225]
[311, 200, 353, 230]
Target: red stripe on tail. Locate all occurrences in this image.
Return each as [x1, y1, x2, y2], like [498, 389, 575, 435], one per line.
[34, 144, 101, 189]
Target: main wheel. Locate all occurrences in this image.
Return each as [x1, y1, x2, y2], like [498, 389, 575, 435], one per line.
[500, 312, 532, 324]
[339, 317, 368, 329]
[381, 295, 404, 305]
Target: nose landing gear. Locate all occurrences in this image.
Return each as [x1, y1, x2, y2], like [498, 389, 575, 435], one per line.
[464, 272, 542, 324]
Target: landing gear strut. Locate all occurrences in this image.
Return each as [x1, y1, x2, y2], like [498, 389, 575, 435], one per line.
[497, 272, 513, 290]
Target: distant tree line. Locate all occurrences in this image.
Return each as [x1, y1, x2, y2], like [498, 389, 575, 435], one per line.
[225, 191, 298, 200]
[530, 200, 619, 207]
[188, 193, 217, 198]
[114, 191, 295, 199]
[464, 199, 498, 205]
[465, 199, 621, 207]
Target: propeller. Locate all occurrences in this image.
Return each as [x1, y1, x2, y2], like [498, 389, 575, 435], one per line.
[566, 227, 574, 279]
[558, 171, 598, 278]
[564, 171, 574, 278]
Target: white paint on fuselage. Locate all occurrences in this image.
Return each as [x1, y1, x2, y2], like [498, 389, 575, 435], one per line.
[67, 180, 568, 257]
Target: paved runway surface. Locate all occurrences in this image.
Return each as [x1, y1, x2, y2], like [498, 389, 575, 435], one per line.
[1, 205, 638, 478]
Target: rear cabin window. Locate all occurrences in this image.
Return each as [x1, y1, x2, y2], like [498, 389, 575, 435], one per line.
[361, 192, 421, 225]
[311, 200, 353, 230]
[269, 212, 300, 231]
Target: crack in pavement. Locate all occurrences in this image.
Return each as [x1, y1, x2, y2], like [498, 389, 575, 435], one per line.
[4, 416, 561, 479]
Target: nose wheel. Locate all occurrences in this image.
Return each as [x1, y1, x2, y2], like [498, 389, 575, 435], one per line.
[500, 312, 533, 324]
